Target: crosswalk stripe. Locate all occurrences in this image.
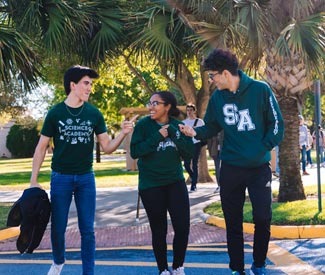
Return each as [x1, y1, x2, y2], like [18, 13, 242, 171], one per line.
[268, 242, 325, 275]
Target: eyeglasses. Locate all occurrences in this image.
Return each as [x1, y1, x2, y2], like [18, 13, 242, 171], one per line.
[146, 101, 166, 108]
[208, 72, 220, 79]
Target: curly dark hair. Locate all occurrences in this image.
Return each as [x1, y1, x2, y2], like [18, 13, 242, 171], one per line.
[203, 48, 239, 76]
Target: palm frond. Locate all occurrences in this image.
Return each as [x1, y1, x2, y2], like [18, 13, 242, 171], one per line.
[128, 4, 189, 68]
[292, 0, 315, 19]
[77, 0, 125, 64]
[276, 12, 325, 77]
[140, 14, 181, 61]
[0, 24, 41, 90]
[234, 0, 270, 64]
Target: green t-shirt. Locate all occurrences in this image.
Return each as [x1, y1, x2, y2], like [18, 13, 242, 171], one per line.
[41, 102, 107, 174]
[130, 116, 194, 190]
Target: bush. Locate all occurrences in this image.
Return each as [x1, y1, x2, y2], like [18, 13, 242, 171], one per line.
[6, 117, 40, 158]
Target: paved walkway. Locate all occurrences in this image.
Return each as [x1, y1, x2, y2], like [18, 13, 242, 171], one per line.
[0, 163, 323, 251]
[0, 184, 243, 251]
[0, 162, 324, 274]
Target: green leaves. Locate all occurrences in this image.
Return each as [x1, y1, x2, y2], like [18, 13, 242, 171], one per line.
[0, 24, 41, 90]
[276, 13, 325, 77]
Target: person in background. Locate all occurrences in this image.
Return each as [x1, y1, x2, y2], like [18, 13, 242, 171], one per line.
[207, 131, 223, 193]
[182, 103, 205, 192]
[312, 124, 325, 166]
[299, 115, 310, 175]
[274, 146, 280, 177]
[179, 48, 284, 275]
[130, 91, 194, 275]
[30, 65, 136, 275]
[306, 129, 314, 168]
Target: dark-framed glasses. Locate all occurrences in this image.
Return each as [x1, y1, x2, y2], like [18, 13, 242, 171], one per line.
[146, 101, 166, 108]
[208, 72, 220, 79]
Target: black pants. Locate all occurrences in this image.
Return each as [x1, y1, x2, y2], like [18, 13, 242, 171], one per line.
[220, 163, 272, 272]
[139, 180, 190, 273]
[184, 142, 202, 188]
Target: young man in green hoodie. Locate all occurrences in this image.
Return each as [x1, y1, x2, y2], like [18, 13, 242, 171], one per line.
[179, 48, 284, 275]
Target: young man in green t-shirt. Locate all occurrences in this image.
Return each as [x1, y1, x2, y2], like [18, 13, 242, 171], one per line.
[30, 65, 136, 275]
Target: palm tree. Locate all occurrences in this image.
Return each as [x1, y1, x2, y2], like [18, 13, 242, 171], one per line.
[165, 0, 325, 202]
[0, 1, 42, 115]
[6, 0, 125, 65]
[1, 0, 125, 115]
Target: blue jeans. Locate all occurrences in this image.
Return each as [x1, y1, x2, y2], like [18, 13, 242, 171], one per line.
[315, 145, 325, 163]
[306, 149, 313, 165]
[300, 145, 307, 172]
[50, 171, 96, 275]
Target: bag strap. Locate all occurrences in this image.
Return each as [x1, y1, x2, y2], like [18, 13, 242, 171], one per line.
[193, 118, 199, 127]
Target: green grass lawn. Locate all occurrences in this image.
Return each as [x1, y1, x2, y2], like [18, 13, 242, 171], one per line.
[0, 202, 13, 229]
[0, 154, 141, 229]
[0, 155, 139, 190]
[205, 199, 325, 225]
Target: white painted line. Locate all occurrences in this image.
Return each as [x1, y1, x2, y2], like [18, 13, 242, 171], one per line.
[268, 242, 325, 275]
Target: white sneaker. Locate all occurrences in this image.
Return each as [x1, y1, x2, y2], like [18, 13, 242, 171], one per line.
[47, 262, 64, 275]
[172, 266, 185, 275]
[214, 186, 220, 193]
[160, 270, 171, 275]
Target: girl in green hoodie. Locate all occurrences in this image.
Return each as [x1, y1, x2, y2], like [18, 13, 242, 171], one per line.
[131, 91, 194, 275]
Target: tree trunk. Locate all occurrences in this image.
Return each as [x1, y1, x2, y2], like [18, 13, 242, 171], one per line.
[277, 97, 306, 202]
[198, 146, 214, 183]
[265, 47, 309, 202]
[176, 62, 213, 184]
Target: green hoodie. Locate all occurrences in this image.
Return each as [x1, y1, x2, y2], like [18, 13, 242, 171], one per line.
[196, 70, 284, 168]
[131, 116, 194, 190]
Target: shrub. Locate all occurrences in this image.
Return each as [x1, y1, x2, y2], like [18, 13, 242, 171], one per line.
[6, 117, 39, 158]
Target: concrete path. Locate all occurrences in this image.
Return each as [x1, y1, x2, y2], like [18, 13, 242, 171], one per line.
[0, 160, 324, 275]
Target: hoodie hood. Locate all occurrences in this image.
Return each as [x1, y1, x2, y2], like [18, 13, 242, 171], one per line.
[221, 70, 253, 98]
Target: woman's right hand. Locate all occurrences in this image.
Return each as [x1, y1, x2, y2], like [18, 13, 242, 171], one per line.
[159, 125, 169, 138]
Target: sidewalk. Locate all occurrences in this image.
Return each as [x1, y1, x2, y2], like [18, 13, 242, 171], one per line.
[0, 184, 238, 251]
[0, 164, 323, 252]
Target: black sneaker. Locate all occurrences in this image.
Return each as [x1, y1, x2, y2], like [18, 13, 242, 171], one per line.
[189, 186, 197, 192]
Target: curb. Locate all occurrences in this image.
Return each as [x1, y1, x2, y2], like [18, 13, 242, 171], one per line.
[0, 227, 19, 241]
[206, 215, 325, 239]
[2, 217, 325, 242]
